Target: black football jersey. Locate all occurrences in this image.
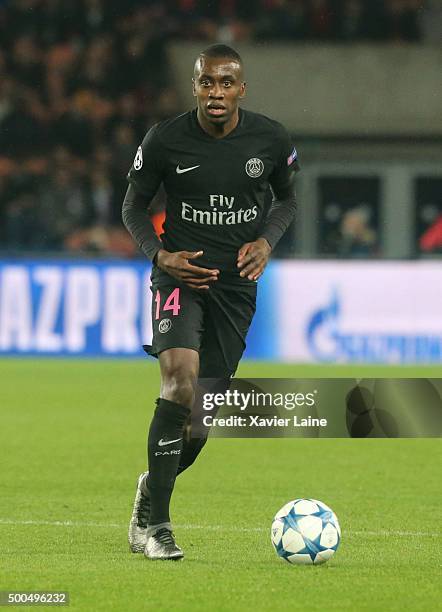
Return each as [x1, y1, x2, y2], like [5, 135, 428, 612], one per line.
[127, 108, 297, 274]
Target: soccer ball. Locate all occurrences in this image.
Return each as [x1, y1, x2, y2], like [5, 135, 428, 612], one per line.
[271, 498, 341, 565]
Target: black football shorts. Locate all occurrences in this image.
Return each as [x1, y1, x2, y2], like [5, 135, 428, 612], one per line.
[144, 266, 257, 378]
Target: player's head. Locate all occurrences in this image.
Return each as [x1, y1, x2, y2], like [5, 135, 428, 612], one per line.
[192, 44, 246, 126]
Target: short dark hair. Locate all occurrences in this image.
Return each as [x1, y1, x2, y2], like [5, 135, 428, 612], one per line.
[199, 44, 242, 65]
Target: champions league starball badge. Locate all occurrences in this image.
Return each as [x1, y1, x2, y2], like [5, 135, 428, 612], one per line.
[133, 146, 143, 170]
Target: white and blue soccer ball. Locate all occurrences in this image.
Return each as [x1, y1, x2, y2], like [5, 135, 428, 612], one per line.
[271, 498, 341, 565]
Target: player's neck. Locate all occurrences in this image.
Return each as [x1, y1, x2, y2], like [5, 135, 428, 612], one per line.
[197, 109, 239, 139]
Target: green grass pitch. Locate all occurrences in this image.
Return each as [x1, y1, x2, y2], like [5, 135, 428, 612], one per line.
[0, 359, 441, 611]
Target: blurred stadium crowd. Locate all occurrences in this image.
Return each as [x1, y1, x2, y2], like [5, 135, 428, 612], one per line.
[0, 0, 437, 256]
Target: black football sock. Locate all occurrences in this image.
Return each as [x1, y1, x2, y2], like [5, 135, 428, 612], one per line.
[176, 436, 208, 476]
[147, 398, 190, 525]
[176, 377, 231, 475]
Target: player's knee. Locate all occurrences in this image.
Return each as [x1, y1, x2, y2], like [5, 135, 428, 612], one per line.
[161, 366, 197, 408]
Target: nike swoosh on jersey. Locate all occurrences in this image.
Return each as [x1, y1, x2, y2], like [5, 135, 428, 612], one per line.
[158, 437, 182, 447]
[176, 164, 200, 174]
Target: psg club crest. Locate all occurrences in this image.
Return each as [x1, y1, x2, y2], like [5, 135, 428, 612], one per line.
[159, 319, 172, 333]
[133, 146, 143, 170]
[245, 157, 264, 178]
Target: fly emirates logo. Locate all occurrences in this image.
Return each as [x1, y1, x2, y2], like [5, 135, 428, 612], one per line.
[181, 195, 258, 226]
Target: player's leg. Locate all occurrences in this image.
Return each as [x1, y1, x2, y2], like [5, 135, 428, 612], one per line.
[129, 270, 204, 558]
[176, 284, 257, 475]
[143, 347, 198, 560]
[128, 353, 200, 555]
[176, 377, 231, 476]
[147, 348, 198, 526]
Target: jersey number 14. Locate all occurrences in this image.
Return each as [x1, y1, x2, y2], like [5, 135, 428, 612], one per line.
[154, 288, 181, 319]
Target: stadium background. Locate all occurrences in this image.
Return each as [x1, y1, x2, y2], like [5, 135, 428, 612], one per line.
[1, 0, 441, 364]
[0, 0, 441, 363]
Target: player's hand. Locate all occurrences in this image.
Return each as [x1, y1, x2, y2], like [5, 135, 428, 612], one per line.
[237, 238, 272, 281]
[156, 249, 219, 290]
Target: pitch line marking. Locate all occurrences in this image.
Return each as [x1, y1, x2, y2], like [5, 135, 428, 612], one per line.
[0, 519, 440, 538]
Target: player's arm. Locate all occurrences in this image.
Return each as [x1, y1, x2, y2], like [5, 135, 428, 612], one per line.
[122, 183, 163, 260]
[123, 188, 218, 289]
[123, 126, 219, 290]
[237, 133, 298, 281]
[123, 125, 165, 261]
[259, 172, 297, 250]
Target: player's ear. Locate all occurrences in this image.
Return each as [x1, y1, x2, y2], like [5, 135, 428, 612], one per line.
[192, 78, 196, 97]
[239, 81, 246, 99]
